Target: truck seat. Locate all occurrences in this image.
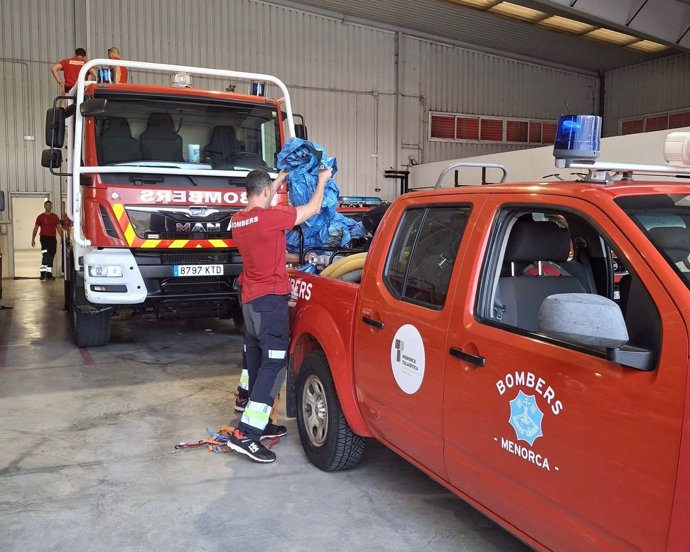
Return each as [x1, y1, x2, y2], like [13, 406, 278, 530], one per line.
[203, 126, 242, 163]
[140, 113, 183, 161]
[496, 220, 586, 331]
[98, 117, 140, 165]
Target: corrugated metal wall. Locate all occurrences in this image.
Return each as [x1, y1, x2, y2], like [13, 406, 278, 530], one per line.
[1, 0, 601, 230]
[603, 53, 690, 137]
[89, 0, 398, 198]
[0, 0, 77, 207]
[409, 38, 599, 164]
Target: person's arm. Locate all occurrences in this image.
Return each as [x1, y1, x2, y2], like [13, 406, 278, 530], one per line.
[31, 224, 39, 247]
[294, 168, 332, 226]
[50, 62, 65, 94]
[285, 252, 300, 264]
[267, 170, 289, 205]
[114, 66, 122, 83]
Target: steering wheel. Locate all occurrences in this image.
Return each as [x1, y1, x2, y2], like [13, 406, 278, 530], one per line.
[219, 151, 270, 170]
[228, 151, 258, 159]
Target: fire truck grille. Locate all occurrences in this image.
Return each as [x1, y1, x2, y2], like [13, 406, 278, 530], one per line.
[159, 252, 233, 265]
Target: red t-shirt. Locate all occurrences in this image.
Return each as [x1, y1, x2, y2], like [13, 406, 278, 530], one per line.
[35, 213, 61, 237]
[60, 56, 86, 89]
[232, 205, 297, 303]
[118, 66, 128, 83]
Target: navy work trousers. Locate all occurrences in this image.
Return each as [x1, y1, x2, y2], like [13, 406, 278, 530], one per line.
[237, 294, 289, 440]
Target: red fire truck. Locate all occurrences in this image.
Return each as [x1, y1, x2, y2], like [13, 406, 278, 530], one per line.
[42, 59, 304, 346]
[286, 118, 690, 551]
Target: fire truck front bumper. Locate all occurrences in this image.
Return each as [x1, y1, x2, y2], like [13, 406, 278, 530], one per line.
[84, 249, 243, 306]
[84, 249, 148, 304]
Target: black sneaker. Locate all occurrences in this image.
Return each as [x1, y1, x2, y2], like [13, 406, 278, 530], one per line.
[227, 429, 276, 463]
[40, 273, 45, 280]
[234, 389, 249, 412]
[46, 274, 55, 280]
[261, 423, 287, 440]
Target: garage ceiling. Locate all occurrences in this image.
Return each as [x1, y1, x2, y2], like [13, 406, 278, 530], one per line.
[274, 0, 687, 72]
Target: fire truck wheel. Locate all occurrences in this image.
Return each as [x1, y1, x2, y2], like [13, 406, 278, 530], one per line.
[296, 351, 366, 471]
[231, 309, 244, 332]
[71, 276, 111, 347]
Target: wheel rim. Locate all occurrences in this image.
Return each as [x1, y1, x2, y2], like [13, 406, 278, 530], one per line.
[302, 374, 328, 447]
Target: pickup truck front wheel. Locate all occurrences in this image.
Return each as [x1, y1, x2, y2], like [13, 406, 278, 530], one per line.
[296, 351, 366, 471]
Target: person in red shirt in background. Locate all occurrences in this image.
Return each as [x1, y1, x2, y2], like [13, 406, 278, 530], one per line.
[50, 48, 87, 94]
[31, 201, 62, 281]
[107, 47, 128, 83]
[227, 167, 330, 463]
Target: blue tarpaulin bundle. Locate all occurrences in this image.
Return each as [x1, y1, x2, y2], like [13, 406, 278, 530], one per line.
[277, 138, 365, 257]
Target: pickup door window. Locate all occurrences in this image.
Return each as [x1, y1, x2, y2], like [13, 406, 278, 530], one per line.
[354, 203, 472, 479]
[444, 200, 686, 552]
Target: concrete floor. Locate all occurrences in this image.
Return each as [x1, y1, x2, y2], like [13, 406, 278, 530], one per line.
[0, 278, 532, 552]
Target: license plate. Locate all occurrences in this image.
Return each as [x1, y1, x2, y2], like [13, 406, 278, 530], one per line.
[173, 264, 223, 277]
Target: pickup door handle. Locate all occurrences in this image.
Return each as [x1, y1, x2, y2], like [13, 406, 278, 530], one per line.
[449, 347, 485, 367]
[362, 316, 384, 329]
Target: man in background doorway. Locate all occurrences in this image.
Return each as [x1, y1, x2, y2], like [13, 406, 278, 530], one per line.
[31, 201, 62, 281]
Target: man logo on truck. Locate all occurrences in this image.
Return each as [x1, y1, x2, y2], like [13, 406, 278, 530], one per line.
[176, 222, 222, 233]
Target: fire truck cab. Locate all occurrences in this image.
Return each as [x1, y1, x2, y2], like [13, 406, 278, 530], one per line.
[42, 59, 302, 346]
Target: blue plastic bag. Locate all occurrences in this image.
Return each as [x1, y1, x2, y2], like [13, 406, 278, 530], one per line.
[277, 138, 365, 253]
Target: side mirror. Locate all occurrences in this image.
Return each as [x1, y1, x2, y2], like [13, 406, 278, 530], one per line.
[80, 98, 107, 117]
[45, 107, 66, 148]
[539, 293, 628, 348]
[41, 149, 63, 169]
[295, 123, 308, 140]
[538, 293, 654, 371]
[0, 191, 5, 212]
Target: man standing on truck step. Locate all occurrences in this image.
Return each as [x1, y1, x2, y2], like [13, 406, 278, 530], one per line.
[50, 48, 87, 94]
[228, 167, 331, 463]
[31, 200, 62, 281]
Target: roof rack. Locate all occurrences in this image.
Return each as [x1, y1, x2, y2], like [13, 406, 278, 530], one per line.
[434, 162, 508, 189]
[557, 160, 690, 184]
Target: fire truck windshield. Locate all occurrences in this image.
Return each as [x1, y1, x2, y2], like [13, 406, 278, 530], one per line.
[92, 94, 280, 172]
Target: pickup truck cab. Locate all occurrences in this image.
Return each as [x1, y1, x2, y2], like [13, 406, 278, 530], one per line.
[286, 122, 690, 552]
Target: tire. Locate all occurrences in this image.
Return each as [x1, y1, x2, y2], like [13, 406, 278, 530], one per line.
[71, 275, 111, 347]
[231, 306, 244, 332]
[296, 351, 366, 471]
[63, 250, 73, 312]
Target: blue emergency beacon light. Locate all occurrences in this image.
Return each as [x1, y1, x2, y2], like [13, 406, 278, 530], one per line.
[553, 115, 602, 168]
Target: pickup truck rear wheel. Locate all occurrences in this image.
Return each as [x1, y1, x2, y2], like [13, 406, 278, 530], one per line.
[296, 351, 365, 471]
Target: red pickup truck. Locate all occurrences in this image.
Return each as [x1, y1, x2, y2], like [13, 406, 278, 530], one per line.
[286, 132, 690, 551]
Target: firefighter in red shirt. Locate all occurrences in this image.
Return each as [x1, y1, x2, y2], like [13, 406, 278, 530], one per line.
[31, 200, 62, 280]
[108, 47, 128, 83]
[50, 48, 87, 94]
[227, 167, 331, 463]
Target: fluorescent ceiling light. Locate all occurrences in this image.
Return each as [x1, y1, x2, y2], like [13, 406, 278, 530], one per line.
[444, 0, 499, 7]
[538, 15, 595, 34]
[627, 40, 669, 53]
[585, 28, 638, 45]
[488, 2, 547, 22]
